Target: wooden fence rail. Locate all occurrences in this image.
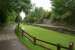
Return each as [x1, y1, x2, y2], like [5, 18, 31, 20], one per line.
[20, 29, 74, 50]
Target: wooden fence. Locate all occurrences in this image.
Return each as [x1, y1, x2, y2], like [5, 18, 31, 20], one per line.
[20, 29, 74, 50]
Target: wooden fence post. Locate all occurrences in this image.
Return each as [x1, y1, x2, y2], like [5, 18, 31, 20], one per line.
[57, 44, 61, 50]
[68, 42, 74, 50]
[21, 30, 24, 37]
[33, 37, 36, 45]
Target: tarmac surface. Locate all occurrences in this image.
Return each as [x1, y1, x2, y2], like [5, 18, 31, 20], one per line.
[0, 24, 28, 50]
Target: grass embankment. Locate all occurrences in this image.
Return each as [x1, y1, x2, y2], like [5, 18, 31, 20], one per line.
[16, 24, 75, 50]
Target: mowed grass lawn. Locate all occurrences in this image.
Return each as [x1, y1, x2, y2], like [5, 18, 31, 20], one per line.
[20, 24, 75, 50]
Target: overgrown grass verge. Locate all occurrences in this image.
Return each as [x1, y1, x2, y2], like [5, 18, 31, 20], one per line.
[20, 24, 75, 50]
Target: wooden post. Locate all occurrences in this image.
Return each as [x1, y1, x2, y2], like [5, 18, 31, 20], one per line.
[68, 42, 74, 50]
[57, 44, 61, 50]
[33, 37, 36, 45]
[21, 30, 24, 37]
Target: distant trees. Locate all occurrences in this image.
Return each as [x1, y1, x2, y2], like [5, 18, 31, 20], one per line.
[25, 7, 51, 24]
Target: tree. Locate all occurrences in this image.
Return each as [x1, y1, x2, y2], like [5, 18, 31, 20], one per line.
[51, 0, 75, 25]
[8, 0, 32, 14]
[0, 0, 9, 23]
[25, 7, 51, 24]
[0, 0, 32, 24]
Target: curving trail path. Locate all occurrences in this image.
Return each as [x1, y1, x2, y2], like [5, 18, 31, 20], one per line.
[0, 24, 28, 50]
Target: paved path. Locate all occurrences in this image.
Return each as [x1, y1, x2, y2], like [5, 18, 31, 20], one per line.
[0, 24, 28, 50]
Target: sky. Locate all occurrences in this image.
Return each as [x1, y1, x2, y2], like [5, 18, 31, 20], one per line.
[20, 10, 26, 20]
[31, 0, 52, 11]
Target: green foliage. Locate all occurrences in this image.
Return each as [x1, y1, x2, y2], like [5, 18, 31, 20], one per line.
[0, 0, 31, 24]
[0, 0, 8, 23]
[8, 0, 32, 14]
[51, 0, 75, 25]
[25, 7, 51, 24]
